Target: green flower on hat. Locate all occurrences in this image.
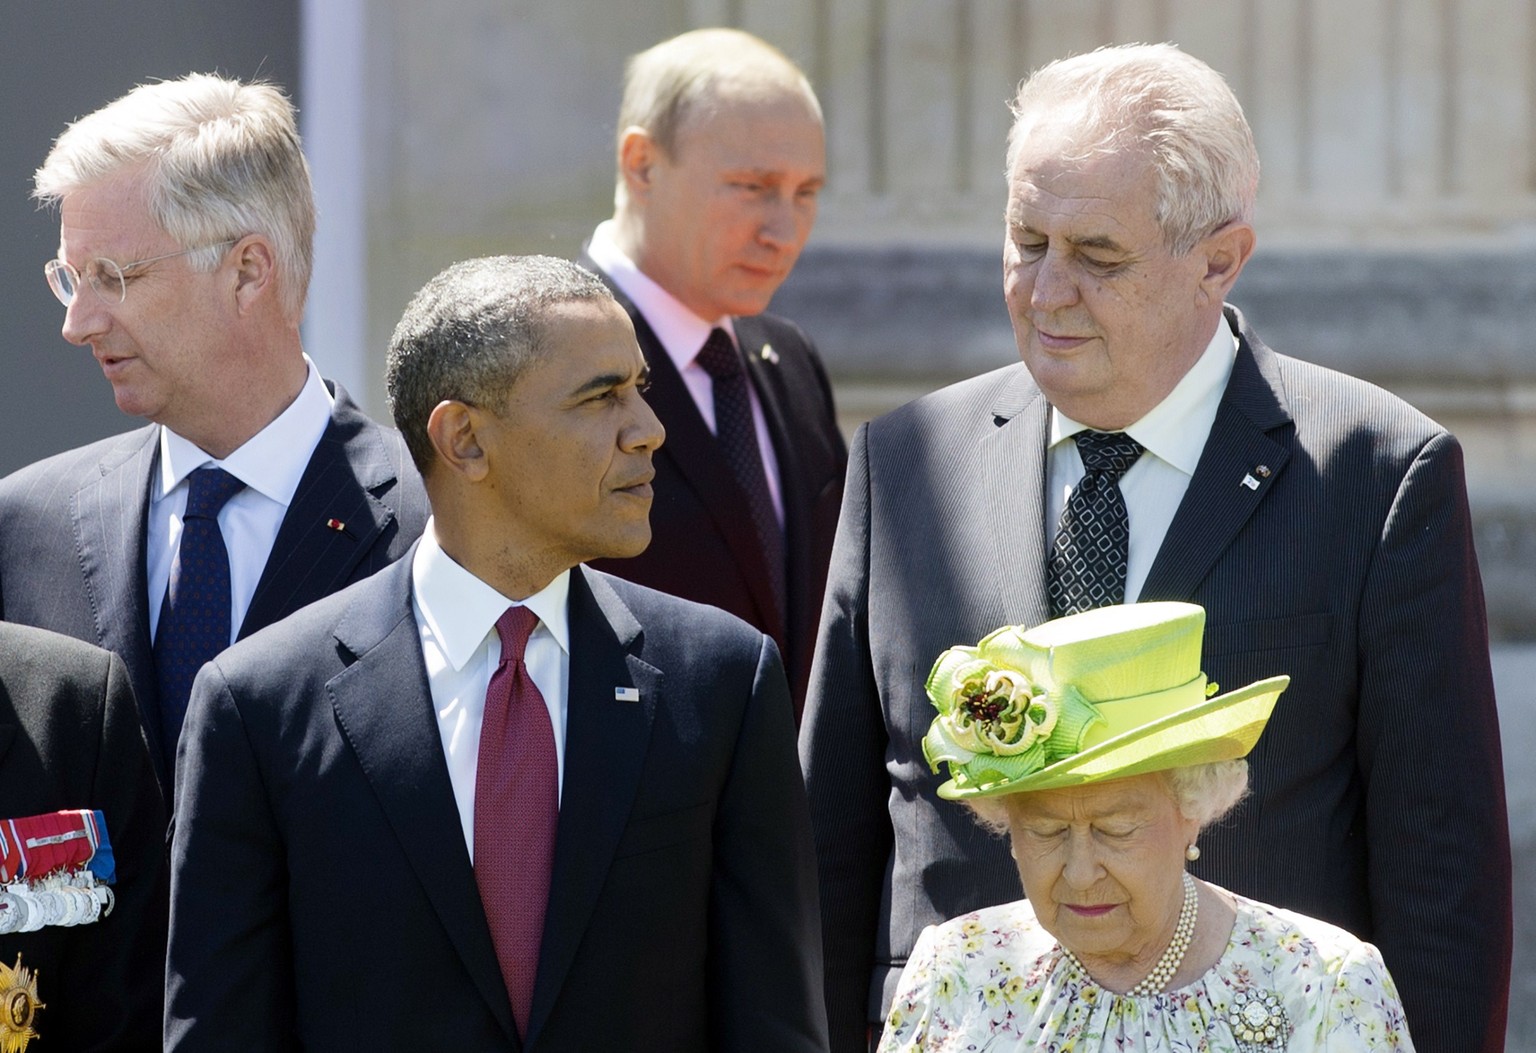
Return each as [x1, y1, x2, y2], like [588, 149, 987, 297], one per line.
[922, 625, 1106, 793]
[920, 604, 1292, 801]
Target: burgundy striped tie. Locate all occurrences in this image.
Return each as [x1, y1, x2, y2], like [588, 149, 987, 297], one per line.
[473, 605, 557, 1036]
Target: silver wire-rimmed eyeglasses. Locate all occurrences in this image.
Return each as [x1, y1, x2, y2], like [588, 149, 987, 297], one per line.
[44, 239, 238, 307]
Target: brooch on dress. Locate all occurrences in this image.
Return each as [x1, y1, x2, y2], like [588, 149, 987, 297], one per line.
[1225, 988, 1290, 1051]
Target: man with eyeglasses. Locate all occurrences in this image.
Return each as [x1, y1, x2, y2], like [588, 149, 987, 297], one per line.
[0, 73, 429, 804]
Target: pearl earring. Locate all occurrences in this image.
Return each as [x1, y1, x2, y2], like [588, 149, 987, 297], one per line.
[1185, 843, 1200, 862]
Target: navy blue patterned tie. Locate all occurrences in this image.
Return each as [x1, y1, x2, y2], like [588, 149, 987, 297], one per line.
[154, 466, 246, 752]
[696, 328, 786, 621]
[1048, 431, 1145, 618]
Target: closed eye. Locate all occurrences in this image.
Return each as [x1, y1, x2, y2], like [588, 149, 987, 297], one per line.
[1095, 824, 1139, 840]
[1020, 825, 1067, 840]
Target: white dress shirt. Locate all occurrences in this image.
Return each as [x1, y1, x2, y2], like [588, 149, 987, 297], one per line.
[410, 520, 571, 860]
[586, 220, 785, 523]
[1046, 318, 1239, 603]
[146, 357, 335, 642]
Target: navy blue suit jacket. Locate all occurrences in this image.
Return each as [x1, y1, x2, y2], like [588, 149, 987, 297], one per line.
[164, 553, 827, 1051]
[0, 382, 429, 789]
[801, 307, 1511, 1053]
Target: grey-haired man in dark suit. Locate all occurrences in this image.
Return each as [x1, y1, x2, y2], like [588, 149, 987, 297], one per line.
[0, 73, 426, 794]
[801, 42, 1509, 1053]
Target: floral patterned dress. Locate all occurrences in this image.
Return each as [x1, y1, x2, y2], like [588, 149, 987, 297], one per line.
[878, 888, 1414, 1052]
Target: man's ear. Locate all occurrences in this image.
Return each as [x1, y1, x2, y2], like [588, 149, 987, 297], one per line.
[618, 126, 662, 201]
[230, 234, 278, 314]
[425, 400, 489, 482]
[1196, 221, 1256, 307]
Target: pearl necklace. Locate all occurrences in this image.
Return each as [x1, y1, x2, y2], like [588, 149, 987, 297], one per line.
[1060, 871, 1199, 997]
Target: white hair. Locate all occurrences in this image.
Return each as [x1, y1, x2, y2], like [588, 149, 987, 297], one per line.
[34, 73, 315, 322]
[1006, 42, 1259, 255]
[967, 759, 1250, 834]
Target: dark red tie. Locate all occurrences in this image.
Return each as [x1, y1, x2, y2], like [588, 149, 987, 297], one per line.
[473, 605, 557, 1037]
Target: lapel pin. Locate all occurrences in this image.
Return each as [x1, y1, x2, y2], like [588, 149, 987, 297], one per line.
[326, 518, 346, 532]
[759, 343, 779, 365]
[1241, 474, 1260, 491]
[614, 686, 640, 703]
[1254, 464, 1272, 478]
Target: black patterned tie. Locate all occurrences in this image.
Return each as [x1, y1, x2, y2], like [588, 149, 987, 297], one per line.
[1048, 431, 1145, 618]
[154, 466, 246, 752]
[695, 328, 786, 621]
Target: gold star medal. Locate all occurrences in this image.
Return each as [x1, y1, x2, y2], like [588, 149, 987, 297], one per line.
[0, 955, 42, 1053]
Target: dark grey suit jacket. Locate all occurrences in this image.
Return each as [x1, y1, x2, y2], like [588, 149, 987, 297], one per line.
[165, 552, 828, 1052]
[0, 382, 430, 789]
[0, 622, 166, 1051]
[579, 253, 848, 715]
[800, 307, 1511, 1053]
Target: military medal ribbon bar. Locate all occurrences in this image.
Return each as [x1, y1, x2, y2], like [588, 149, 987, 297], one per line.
[0, 809, 114, 884]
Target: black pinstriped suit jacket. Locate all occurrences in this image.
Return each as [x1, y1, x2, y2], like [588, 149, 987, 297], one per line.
[800, 306, 1511, 1053]
[0, 383, 430, 791]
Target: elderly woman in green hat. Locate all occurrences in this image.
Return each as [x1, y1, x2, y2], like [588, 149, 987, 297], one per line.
[879, 602, 1413, 1052]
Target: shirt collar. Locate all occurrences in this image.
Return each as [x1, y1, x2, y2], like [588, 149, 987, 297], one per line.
[155, 355, 336, 503]
[1050, 319, 1239, 476]
[410, 519, 572, 672]
[587, 220, 738, 369]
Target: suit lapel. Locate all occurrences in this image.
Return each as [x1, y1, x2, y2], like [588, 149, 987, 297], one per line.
[327, 555, 519, 1047]
[524, 567, 658, 1046]
[70, 427, 163, 772]
[240, 386, 399, 638]
[1141, 308, 1294, 600]
[980, 371, 1054, 631]
[737, 315, 806, 608]
[585, 261, 784, 639]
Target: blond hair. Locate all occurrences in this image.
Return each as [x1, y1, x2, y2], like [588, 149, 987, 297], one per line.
[35, 73, 315, 321]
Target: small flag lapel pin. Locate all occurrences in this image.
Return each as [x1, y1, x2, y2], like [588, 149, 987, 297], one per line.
[760, 343, 779, 365]
[1240, 464, 1273, 492]
[326, 518, 346, 532]
[614, 686, 640, 703]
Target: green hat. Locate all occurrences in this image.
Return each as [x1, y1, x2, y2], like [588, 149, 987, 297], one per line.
[922, 602, 1288, 800]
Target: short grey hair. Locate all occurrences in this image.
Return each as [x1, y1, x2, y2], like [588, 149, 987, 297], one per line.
[1006, 42, 1259, 255]
[968, 759, 1250, 834]
[33, 73, 316, 322]
[385, 255, 615, 474]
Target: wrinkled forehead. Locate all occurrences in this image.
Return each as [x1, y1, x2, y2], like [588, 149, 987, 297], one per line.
[1008, 774, 1174, 821]
[1004, 140, 1160, 239]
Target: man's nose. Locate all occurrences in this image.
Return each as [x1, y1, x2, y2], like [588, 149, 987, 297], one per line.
[60, 290, 110, 347]
[1030, 251, 1080, 312]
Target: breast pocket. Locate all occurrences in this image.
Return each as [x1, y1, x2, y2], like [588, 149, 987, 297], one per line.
[1203, 612, 1334, 659]
[1201, 612, 1336, 702]
[613, 801, 714, 859]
